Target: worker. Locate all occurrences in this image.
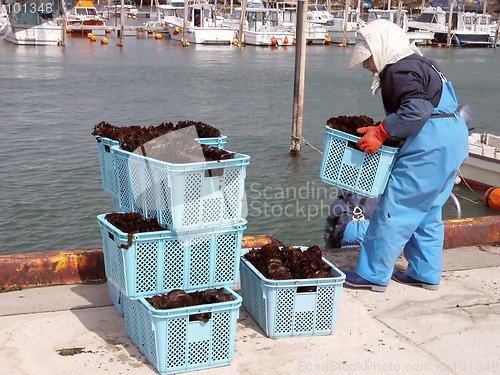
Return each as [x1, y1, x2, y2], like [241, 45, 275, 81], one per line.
[342, 19, 469, 292]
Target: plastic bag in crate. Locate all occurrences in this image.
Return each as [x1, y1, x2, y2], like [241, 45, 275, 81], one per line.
[239, 248, 345, 338]
[111, 147, 249, 231]
[122, 287, 241, 375]
[98, 214, 247, 299]
[94, 135, 227, 198]
[319, 126, 399, 198]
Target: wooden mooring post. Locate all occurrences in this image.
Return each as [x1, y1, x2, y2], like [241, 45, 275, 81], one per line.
[238, 0, 247, 46]
[290, 0, 308, 156]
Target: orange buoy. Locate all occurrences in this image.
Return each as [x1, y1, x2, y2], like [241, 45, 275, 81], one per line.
[484, 187, 500, 211]
[91, 35, 97, 41]
[292, 37, 296, 45]
[339, 43, 344, 47]
[437, 43, 442, 47]
[283, 37, 289, 45]
[324, 36, 331, 45]
[101, 37, 108, 44]
[232, 38, 239, 45]
[270, 37, 277, 45]
[105, 29, 111, 34]
[87, 32, 93, 39]
[173, 27, 180, 35]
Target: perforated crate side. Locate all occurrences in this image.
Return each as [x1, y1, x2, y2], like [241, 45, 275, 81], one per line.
[240, 256, 345, 339]
[123, 288, 241, 375]
[97, 215, 247, 298]
[110, 146, 249, 231]
[107, 281, 124, 317]
[319, 127, 398, 198]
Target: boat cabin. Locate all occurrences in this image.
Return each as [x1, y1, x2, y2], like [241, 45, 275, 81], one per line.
[367, 9, 408, 31]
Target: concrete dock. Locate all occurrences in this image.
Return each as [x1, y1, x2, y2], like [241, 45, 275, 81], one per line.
[1, 243, 499, 375]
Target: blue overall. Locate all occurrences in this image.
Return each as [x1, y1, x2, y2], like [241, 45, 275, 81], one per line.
[355, 79, 469, 286]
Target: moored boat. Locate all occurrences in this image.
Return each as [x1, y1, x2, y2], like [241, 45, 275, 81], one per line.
[3, 0, 62, 45]
[66, 0, 104, 26]
[458, 132, 500, 189]
[165, 3, 235, 45]
[408, 6, 493, 47]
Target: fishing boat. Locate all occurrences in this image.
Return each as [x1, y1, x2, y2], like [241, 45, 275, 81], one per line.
[458, 132, 500, 189]
[3, 0, 62, 45]
[242, 7, 294, 46]
[306, 3, 334, 25]
[66, 0, 104, 27]
[324, 8, 363, 45]
[273, 2, 329, 45]
[165, 3, 235, 44]
[407, 6, 492, 46]
[143, 4, 182, 34]
[367, 9, 434, 45]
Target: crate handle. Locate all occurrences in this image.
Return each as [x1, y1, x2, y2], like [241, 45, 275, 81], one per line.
[108, 232, 114, 241]
[104, 145, 111, 153]
[204, 168, 224, 178]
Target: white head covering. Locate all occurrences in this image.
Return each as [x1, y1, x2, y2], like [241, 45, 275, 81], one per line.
[347, 19, 422, 95]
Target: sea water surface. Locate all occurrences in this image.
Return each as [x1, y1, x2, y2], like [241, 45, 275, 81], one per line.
[0, 36, 499, 256]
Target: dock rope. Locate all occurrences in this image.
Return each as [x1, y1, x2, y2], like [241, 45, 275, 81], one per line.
[290, 135, 323, 154]
[455, 168, 485, 206]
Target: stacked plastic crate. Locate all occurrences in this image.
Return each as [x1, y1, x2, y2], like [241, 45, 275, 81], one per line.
[94, 128, 250, 374]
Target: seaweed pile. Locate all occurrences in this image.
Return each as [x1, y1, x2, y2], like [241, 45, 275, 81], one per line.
[326, 115, 404, 148]
[92, 121, 234, 163]
[244, 244, 332, 281]
[146, 288, 233, 322]
[105, 212, 165, 234]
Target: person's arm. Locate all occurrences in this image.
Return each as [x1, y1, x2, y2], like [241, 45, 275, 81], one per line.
[381, 69, 436, 139]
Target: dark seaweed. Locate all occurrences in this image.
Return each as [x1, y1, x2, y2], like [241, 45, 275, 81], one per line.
[326, 115, 404, 148]
[146, 288, 233, 322]
[92, 120, 232, 161]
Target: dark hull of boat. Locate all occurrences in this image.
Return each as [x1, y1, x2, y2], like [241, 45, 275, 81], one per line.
[434, 31, 492, 46]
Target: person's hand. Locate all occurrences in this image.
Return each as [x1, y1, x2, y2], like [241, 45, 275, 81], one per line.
[356, 121, 389, 153]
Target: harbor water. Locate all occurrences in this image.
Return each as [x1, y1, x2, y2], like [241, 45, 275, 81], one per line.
[0, 35, 499, 256]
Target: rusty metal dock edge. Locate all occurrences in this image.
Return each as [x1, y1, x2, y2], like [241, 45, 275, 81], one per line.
[1, 217, 499, 291]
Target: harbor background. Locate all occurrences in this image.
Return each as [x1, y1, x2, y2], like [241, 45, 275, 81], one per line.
[0, 36, 499, 256]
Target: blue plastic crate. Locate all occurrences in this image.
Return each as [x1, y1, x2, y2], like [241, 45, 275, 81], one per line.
[107, 281, 124, 317]
[111, 146, 250, 231]
[319, 126, 399, 198]
[97, 214, 247, 299]
[239, 249, 345, 339]
[122, 287, 241, 375]
[94, 135, 227, 198]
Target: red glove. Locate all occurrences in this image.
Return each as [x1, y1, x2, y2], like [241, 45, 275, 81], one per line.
[356, 121, 389, 154]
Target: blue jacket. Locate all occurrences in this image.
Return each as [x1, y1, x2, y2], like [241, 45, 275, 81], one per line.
[380, 54, 444, 139]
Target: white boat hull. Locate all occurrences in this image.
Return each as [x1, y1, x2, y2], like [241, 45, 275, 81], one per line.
[5, 23, 61, 45]
[167, 24, 235, 44]
[305, 26, 328, 44]
[459, 133, 500, 188]
[243, 30, 294, 46]
[324, 29, 356, 44]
